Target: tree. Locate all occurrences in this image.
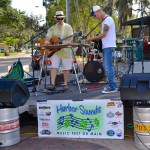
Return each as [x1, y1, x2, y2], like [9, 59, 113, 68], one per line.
[0, 0, 41, 49]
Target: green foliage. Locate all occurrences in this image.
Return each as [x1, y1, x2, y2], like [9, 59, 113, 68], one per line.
[0, 0, 149, 51]
[0, 0, 11, 8]
[0, 0, 41, 50]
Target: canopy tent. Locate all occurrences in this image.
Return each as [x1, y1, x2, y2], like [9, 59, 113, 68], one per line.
[122, 16, 150, 40]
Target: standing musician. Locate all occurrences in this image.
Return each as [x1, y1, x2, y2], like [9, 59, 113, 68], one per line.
[45, 11, 73, 90]
[85, 5, 118, 93]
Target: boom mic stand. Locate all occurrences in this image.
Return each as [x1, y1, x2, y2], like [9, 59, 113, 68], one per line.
[136, 2, 148, 73]
[24, 28, 48, 93]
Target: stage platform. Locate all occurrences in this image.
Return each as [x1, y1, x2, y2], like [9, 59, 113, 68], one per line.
[19, 75, 121, 115]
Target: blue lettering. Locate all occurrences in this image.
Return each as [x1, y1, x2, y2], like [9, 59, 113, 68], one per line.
[79, 105, 101, 115]
[56, 103, 78, 114]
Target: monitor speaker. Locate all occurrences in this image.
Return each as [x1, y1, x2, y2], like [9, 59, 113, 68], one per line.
[0, 79, 30, 108]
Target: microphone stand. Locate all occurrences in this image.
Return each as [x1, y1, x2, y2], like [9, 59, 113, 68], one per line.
[137, 2, 148, 73]
[139, 8, 144, 73]
[24, 28, 48, 93]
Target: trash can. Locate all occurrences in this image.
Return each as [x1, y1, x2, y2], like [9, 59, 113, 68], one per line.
[133, 106, 150, 150]
[0, 108, 20, 147]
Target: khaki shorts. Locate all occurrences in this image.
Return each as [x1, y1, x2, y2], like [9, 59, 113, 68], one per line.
[51, 54, 72, 70]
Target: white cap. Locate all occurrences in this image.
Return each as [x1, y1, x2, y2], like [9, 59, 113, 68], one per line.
[90, 6, 101, 16]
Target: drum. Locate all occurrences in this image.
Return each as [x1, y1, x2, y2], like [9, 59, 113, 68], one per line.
[83, 61, 105, 82]
[88, 53, 101, 61]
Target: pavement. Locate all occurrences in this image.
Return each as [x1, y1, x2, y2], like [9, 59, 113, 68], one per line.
[0, 53, 139, 150]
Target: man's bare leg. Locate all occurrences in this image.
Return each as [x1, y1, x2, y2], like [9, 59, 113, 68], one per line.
[63, 70, 70, 85]
[50, 68, 58, 85]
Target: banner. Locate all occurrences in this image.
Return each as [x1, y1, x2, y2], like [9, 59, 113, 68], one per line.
[37, 99, 124, 139]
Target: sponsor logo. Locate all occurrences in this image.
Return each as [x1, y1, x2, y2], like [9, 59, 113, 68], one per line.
[116, 129, 122, 137]
[108, 121, 122, 128]
[40, 130, 51, 135]
[42, 122, 49, 128]
[107, 130, 115, 136]
[46, 111, 51, 116]
[38, 113, 45, 116]
[107, 102, 115, 107]
[107, 111, 115, 118]
[39, 118, 50, 121]
[115, 111, 122, 117]
[117, 103, 122, 108]
[39, 106, 51, 109]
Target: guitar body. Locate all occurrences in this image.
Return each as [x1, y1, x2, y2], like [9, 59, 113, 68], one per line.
[39, 37, 62, 57]
[50, 36, 62, 45]
[39, 38, 46, 56]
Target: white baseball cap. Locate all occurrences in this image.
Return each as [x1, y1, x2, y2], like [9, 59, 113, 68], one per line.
[90, 6, 101, 17]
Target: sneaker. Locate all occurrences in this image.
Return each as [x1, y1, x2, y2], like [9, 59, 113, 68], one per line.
[102, 87, 118, 94]
[104, 86, 119, 91]
[47, 84, 56, 90]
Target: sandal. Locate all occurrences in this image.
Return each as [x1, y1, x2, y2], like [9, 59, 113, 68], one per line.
[63, 85, 68, 91]
[47, 84, 56, 90]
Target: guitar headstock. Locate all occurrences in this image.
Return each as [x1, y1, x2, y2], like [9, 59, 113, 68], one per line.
[74, 31, 82, 37]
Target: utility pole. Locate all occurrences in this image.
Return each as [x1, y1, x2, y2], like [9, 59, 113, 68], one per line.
[66, 0, 70, 24]
[43, 0, 49, 28]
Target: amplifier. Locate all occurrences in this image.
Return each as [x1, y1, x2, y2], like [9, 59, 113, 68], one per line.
[120, 73, 150, 101]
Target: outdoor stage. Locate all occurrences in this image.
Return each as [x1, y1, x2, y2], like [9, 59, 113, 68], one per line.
[19, 74, 121, 115]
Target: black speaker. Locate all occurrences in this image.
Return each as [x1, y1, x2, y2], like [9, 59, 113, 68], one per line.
[120, 73, 150, 104]
[0, 79, 30, 108]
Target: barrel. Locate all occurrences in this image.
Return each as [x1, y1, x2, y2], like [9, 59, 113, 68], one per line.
[0, 108, 20, 147]
[133, 106, 150, 150]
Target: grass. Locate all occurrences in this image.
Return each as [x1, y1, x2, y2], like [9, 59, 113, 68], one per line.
[0, 50, 30, 56]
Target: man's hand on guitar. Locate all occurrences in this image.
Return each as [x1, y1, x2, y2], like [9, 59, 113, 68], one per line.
[45, 40, 50, 45]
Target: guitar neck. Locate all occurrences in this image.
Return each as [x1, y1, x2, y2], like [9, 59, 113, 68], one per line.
[60, 35, 73, 42]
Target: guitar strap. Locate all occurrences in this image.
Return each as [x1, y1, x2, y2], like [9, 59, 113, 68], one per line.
[60, 23, 66, 39]
[83, 15, 108, 39]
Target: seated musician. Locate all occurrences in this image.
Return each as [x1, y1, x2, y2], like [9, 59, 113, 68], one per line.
[45, 11, 73, 90]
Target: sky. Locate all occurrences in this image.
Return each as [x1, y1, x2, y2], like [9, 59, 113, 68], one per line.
[11, 0, 46, 25]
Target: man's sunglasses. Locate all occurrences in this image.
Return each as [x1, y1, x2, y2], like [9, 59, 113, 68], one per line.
[57, 18, 64, 20]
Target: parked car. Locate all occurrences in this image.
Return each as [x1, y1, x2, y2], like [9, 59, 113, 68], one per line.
[31, 50, 42, 70]
[40, 57, 52, 76]
[0, 48, 5, 52]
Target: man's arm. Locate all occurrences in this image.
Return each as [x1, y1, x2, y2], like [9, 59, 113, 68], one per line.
[85, 24, 109, 42]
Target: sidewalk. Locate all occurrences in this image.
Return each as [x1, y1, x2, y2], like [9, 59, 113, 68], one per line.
[0, 52, 31, 59]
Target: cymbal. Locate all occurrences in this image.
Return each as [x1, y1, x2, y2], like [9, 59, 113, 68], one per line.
[120, 45, 132, 48]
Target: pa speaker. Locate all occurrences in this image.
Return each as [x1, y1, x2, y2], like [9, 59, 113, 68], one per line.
[0, 79, 30, 108]
[120, 73, 150, 102]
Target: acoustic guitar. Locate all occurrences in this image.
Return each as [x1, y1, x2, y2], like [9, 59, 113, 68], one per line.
[39, 31, 82, 57]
